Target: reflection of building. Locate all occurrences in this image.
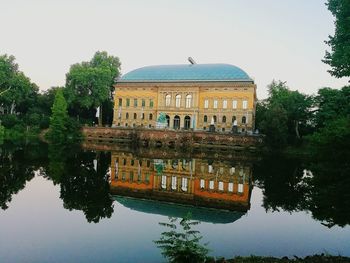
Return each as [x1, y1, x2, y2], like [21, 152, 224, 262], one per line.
[113, 63, 257, 133]
[110, 151, 253, 213]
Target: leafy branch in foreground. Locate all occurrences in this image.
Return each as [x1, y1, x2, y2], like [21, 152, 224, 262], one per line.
[154, 213, 210, 263]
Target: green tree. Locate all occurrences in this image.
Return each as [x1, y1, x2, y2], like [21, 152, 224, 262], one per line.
[154, 214, 210, 263]
[47, 89, 69, 143]
[65, 51, 121, 125]
[256, 80, 313, 148]
[323, 0, 350, 78]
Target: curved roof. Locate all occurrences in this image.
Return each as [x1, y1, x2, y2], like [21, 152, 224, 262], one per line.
[119, 63, 253, 82]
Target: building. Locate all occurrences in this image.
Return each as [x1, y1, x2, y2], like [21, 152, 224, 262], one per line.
[110, 151, 253, 212]
[113, 63, 257, 133]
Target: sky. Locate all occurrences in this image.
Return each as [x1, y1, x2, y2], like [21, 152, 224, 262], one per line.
[0, 0, 348, 99]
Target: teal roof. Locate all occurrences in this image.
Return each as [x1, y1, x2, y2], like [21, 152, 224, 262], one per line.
[119, 63, 253, 82]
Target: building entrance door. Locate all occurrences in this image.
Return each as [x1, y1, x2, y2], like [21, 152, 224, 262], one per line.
[166, 115, 170, 127]
[173, 115, 180, 130]
[184, 116, 191, 130]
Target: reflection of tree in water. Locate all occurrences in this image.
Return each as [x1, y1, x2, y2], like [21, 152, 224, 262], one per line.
[0, 142, 48, 210]
[46, 145, 114, 223]
[255, 151, 350, 228]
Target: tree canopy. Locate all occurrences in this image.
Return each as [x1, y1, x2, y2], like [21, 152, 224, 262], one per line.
[65, 51, 121, 125]
[323, 0, 350, 78]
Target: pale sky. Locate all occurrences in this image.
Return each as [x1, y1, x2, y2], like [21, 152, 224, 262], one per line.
[1, 0, 348, 99]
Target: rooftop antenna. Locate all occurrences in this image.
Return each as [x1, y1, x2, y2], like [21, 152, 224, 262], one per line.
[188, 57, 196, 65]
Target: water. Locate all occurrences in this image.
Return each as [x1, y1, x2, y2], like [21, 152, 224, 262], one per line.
[0, 142, 349, 262]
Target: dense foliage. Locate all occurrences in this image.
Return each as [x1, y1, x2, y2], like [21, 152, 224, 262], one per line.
[323, 0, 350, 78]
[0, 51, 120, 142]
[154, 215, 210, 263]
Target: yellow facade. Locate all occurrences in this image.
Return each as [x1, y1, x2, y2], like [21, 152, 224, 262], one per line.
[113, 64, 257, 133]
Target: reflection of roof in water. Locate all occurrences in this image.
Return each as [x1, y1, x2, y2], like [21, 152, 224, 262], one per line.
[113, 196, 245, 224]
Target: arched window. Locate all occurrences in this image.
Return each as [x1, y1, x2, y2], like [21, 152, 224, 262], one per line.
[175, 94, 181, 108]
[242, 116, 247, 124]
[134, 113, 137, 119]
[126, 112, 129, 119]
[222, 116, 226, 123]
[213, 115, 217, 123]
[141, 113, 145, 120]
[165, 94, 171, 107]
[149, 113, 153, 120]
[204, 115, 208, 122]
[185, 94, 192, 108]
[232, 116, 236, 123]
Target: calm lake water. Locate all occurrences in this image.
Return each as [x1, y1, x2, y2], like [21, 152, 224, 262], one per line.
[0, 142, 349, 262]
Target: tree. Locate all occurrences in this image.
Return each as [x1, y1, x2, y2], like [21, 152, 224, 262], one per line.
[47, 89, 69, 143]
[65, 51, 121, 125]
[323, 0, 350, 78]
[154, 214, 210, 263]
[256, 80, 313, 148]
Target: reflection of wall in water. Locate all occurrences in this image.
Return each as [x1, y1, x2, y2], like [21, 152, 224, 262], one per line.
[110, 152, 252, 210]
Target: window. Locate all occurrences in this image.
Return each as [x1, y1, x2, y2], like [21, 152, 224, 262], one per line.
[134, 113, 137, 119]
[171, 176, 177, 190]
[134, 99, 138, 107]
[209, 180, 214, 190]
[129, 171, 134, 182]
[175, 94, 181, 108]
[242, 100, 248, 109]
[149, 113, 153, 120]
[126, 98, 130, 107]
[213, 115, 217, 123]
[228, 182, 234, 192]
[208, 165, 213, 173]
[165, 94, 171, 107]
[150, 99, 154, 108]
[131, 159, 134, 166]
[142, 99, 145, 107]
[232, 100, 237, 109]
[204, 115, 208, 122]
[126, 112, 129, 119]
[218, 181, 224, 191]
[142, 113, 145, 120]
[137, 172, 142, 183]
[161, 175, 167, 189]
[181, 177, 188, 191]
[200, 179, 205, 189]
[186, 94, 192, 108]
[242, 116, 246, 124]
[230, 167, 235, 175]
[238, 184, 244, 193]
[122, 171, 126, 181]
[213, 99, 218, 109]
[223, 100, 227, 109]
[204, 99, 209, 109]
[222, 116, 226, 123]
[118, 98, 122, 107]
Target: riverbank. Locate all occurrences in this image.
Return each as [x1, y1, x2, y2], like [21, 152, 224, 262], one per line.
[215, 254, 350, 263]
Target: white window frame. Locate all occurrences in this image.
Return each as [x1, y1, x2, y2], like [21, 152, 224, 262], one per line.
[185, 94, 192, 108]
[218, 181, 224, 191]
[161, 175, 167, 189]
[228, 182, 234, 192]
[238, 183, 244, 193]
[175, 94, 181, 108]
[242, 100, 248, 109]
[209, 180, 214, 190]
[171, 176, 177, 190]
[223, 100, 227, 109]
[165, 94, 171, 107]
[213, 99, 218, 109]
[200, 179, 205, 189]
[181, 177, 188, 191]
[232, 100, 237, 109]
[204, 99, 209, 109]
